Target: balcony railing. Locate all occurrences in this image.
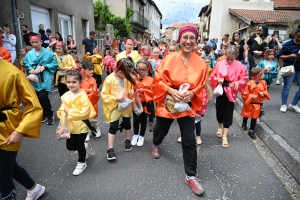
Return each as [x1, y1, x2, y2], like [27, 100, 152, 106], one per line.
[130, 11, 149, 29]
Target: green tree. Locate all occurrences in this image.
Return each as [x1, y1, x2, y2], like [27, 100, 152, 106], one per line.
[94, 0, 134, 37]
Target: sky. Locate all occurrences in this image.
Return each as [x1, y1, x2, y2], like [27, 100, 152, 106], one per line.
[153, 0, 210, 32]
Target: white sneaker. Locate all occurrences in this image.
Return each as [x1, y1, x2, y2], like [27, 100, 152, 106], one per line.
[85, 133, 90, 142]
[276, 80, 280, 85]
[72, 162, 87, 176]
[131, 135, 139, 146]
[95, 128, 101, 137]
[25, 184, 45, 200]
[137, 136, 145, 147]
[280, 105, 287, 113]
[177, 137, 182, 143]
[288, 104, 300, 114]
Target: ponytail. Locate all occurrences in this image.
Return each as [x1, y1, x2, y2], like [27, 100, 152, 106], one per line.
[115, 58, 136, 86]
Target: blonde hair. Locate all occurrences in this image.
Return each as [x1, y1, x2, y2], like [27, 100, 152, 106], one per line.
[225, 45, 239, 56]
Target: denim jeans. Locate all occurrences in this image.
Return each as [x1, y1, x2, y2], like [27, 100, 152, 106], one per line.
[281, 71, 300, 105]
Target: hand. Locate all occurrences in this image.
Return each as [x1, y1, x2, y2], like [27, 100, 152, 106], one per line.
[259, 92, 264, 97]
[50, 40, 57, 46]
[116, 97, 125, 103]
[254, 51, 262, 56]
[88, 88, 93, 93]
[183, 91, 194, 102]
[245, 57, 248, 64]
[37, 66, 45, 73]
[29, 69, 36, 74]
[252, 95, 258, 100]
[218, 78, 224, 84]
[137, 89, 144, 93]
[168, 88, 184, 101]
[64, 107, 69, 113]
[56, 127, 65, 138]
[233, 82, 239, 91]
[129, 90, 134, 98]
[86, 52, 91, 55]
[4, 131, 23, 145]
[290, 54, 297, 59]
[0, 57, 3, 60]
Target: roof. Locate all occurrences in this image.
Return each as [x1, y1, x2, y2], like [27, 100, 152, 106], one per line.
[151, 1, 162, 18]
[198, 4, 211, 17]
[229, 9, 300, 24]
[270, 0, 300, 9]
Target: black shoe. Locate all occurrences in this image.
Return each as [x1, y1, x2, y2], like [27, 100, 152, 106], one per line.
[107, 149, 116, 161]
[148, 122, 154, 132]
[261, 110, 265, 115]
[248, 130, 256, 139]
[242, 123, 247, 130]
[124, 140, 132, 151]
[41, 116, 48, 123]
[47, 116, 55, 125]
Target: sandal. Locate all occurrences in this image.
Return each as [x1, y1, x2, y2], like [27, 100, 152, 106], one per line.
[216, 128, 223, 138]
[222, 137, 229, 148]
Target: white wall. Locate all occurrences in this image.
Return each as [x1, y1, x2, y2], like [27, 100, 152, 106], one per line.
[209, 0, 273, 40]
[150, 5, 161, 40]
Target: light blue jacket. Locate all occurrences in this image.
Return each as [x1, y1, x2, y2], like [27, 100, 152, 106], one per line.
[23, 48, 58, 92]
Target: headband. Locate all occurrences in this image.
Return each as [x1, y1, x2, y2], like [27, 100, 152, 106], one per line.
[56, 42, 65, 47]
[263, 48, 275, 56]
[29, 36, 41, 41]
[141, 50, 151, 55]
[252, 69, 266, 79]
[177, 25, 199, 43]
[116, 58, 134, 70]
[124, 38, 134, 44]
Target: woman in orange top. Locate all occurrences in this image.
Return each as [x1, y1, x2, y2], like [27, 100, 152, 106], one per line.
[151, 25, 207, 195]
[80, 60, 101, 141]
[131, 59, 153, 147]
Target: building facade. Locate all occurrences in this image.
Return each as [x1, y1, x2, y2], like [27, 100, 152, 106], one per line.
[149, 1, 162, 40]
[0, 0, 95, 56]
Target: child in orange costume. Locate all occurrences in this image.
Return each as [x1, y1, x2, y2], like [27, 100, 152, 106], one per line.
[80, 60, 101, 141]
[241, 67, 270, 139]
[20, 46, 32, 74]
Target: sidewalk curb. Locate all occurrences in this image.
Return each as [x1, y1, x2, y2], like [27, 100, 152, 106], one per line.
[235, 98, 300, 184]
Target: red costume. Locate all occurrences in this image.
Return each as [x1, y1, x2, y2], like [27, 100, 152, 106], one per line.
[133, 75, 153, 114]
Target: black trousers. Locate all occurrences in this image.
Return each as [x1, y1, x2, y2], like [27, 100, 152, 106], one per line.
[148, 102, 155, 123]
[133, 112, 148, 136]
[66, 133, 88, 163]
[215, 92, 234, 128]
[57, 83, 69, 97]
[195, 121, 201, 136]
[243, 117, 257, 131]
[153, 116, 197, 176]
[93, 73, 102, 89]
[109, 117, 131, 135]
[0, 149, 35, 199]
[36, 89, 53, 118]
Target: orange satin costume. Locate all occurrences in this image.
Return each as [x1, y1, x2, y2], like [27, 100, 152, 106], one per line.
[0, 47, 12, 62]
[152, 53, 208, 119]
[133, 75, 153, 114]
[241, 80, 270, 119]
[80, 76, 100, 118]
[19, 57, 26, 73]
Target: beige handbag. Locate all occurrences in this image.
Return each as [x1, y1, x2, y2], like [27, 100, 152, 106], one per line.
[281, 59, 297, 77]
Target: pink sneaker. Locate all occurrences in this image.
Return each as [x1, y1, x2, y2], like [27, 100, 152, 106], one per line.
[25, 184, 45, 200]
[185, 176, 205, 195]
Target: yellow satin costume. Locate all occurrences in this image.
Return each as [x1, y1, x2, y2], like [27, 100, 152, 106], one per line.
[54, 53, 77, 86]
[101, 73, 133, 123]
[83, 54, 104, 75]
[116, 50, 140, 63]
[0, 60, 43, 151]
[57, 91, 96, 134]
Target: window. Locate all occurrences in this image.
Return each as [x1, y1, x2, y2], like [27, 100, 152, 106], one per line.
[30, 5, 50, 33]
[58, 13, 72, 42]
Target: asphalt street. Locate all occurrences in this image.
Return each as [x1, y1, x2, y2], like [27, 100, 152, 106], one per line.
[13, 87, 294, 200]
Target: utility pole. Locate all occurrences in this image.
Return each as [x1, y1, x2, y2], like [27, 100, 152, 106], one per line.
[11, 0, 22, 60]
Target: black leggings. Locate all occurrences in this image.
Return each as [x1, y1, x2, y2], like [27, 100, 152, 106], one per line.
[57, 83, 69, 97]
[133, 112, 148, 136]
[93, 74, 102, 89]
[243, 117, 257, 131]
[215, 92, 235, 128]
[0, 149, 35, 199]
[66, 133, 88, 163]
[36, 89, 53, 118]
[109, 117, 131, 135]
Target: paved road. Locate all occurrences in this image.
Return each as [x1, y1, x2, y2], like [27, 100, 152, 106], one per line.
[15, 89, 293, 200]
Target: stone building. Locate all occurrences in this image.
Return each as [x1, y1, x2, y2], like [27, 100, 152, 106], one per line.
[198, 3, 212, 41]
[0, 0, 95, 55]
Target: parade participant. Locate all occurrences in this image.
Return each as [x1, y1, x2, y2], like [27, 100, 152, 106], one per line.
[139, 44, 155, 78]
[56, 70, 96, 176]
[23, 34, 58, 125]
[116, 37, 140, 63]
[104, 48, 117, 76]
[151, 47, 162, 70]
[202, 45, 215, 68]
[101, 58, 136, 161]
[210, 45, 248, 147]
[151, 25, 207, 195]
[164, 44, 177, 58]
[54, 42, 77, 96]
[0, 59, 45, 200]
[80, 60, 101, 142]
[2, 24, 16, 63]
[0, 47, 12, 62]
[131, 59, 153, 147]
[278, 28, 300, 113]
[203, 57, 213, 75]
[83, 47, 104, 88]
[256, 49, 278, 88]
[19, 46, 32, 74]
[241, 67, 270, 139]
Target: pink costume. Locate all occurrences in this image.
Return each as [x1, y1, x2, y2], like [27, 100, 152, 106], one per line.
[210, 60, 248, 102]
[196, 88, 210, 116]
[104, 55, 116, 73]
[152, 58, 161, 70]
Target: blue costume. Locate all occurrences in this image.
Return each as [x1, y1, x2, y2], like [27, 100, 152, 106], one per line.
[257, 59, 278, 85]
[201, 52, 215, 68]
[23, 47, 58, 92]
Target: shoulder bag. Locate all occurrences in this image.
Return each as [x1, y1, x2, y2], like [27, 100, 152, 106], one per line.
[281, 59, 297, 77]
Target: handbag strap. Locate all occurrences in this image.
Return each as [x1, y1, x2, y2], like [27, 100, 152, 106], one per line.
[293, 58, 298, 65]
